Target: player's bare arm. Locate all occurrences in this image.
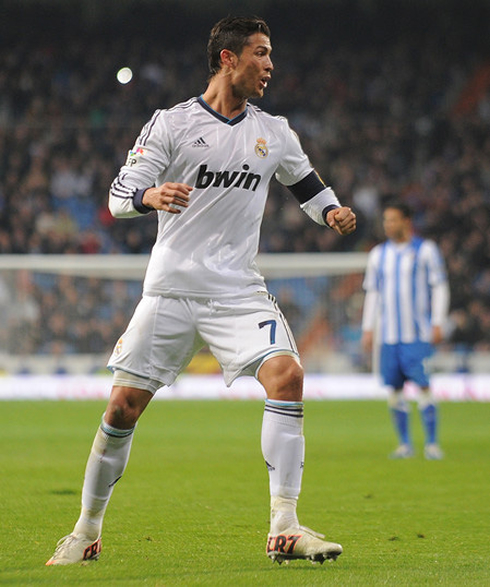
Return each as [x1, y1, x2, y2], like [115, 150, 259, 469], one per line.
[432, 325, 444, 345]
[361, 331, 374, 353]
[142, 183, 193, 214]
[326, 206, 356, 235]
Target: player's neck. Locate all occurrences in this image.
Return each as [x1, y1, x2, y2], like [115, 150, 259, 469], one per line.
[202, 78, 248, 120]
[391, 233, 411, 245]
[390, 228, 412, 244]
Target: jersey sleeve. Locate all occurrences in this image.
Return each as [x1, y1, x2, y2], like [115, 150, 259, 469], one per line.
[431, 281, 450, 326]
[274, 119, 314, 186]
[274, 119, 340, 225]
[362, 246, 381, 292]
[362, 290, 379, 332]
[361, 248, 382, 331]
[423, 240, 448, 286]
[108, 110, 172, 217]
[422, 240, 449, 326]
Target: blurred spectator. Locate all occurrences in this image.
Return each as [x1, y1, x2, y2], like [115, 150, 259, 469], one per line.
[1, 1, 489, 360]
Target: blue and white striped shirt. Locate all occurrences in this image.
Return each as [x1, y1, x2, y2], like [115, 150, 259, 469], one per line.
[363, 236, 448, 344]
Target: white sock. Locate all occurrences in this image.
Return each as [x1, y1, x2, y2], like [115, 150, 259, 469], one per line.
[261, 400, 304, 533]
[73, 417, 134, 540]
[270, 496, 299, 534]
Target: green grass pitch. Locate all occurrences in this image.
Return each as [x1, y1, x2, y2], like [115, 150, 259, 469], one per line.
[1, 399, 489, 586]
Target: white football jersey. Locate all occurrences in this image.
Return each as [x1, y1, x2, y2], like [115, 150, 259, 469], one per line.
[363, 236, 448, 344]
[109, 96, 339, 298]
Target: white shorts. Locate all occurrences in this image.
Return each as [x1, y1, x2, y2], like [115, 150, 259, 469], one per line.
[107, 291, 299, 390]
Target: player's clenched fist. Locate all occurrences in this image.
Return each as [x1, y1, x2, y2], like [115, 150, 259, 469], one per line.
[326, 206, 356, 235]
[142, 183, 193, 213]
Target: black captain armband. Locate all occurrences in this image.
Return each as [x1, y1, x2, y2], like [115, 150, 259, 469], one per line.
[133, 188, 154, 214]
[290, 171, 341, 226]
[288, 170, 326, 204]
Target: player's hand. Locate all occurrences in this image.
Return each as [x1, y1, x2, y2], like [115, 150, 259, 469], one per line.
[142, 183, 193, 214]
[432, 325, 444, 345]
[326, 206, 356, 235]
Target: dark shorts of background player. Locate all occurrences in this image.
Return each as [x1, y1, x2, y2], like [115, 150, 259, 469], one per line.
[380, 342, 433, 389]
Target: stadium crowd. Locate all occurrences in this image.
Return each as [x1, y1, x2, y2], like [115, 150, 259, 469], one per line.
[1, 3, 489, 367]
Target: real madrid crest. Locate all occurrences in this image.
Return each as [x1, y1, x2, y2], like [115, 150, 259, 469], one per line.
[115, 337, 123, 355]
[254, 137, 269, 158]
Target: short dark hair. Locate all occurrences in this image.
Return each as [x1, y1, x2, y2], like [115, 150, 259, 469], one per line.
[383, 200, 412, 219]
[207, 16, 271, 77]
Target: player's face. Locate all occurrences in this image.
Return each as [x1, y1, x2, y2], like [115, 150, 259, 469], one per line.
[383, 208, 411, 242]
[232, 33, 273, 99]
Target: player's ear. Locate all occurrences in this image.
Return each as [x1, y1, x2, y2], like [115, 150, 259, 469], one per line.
[220, 49, 237, 69]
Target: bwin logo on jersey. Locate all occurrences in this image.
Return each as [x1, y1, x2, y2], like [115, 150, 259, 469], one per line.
[196, 164, 262, 191]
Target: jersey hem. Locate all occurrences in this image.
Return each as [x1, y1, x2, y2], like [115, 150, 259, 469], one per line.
[142, 286, 268, 300]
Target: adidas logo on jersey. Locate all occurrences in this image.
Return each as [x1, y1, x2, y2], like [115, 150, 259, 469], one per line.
[192, 137, 210, 148]
[196, 164, 262, 191]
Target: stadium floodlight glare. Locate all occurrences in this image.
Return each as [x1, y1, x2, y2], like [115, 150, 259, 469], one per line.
[116, 67, 133, 84]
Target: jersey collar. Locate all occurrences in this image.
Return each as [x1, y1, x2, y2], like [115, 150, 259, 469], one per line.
[198, 95, 248, 126]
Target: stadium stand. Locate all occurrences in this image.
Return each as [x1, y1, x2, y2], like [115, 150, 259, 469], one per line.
[1, 1, 489, 371]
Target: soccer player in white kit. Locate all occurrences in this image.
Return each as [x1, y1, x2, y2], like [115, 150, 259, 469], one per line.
[46, 16, 356, 566]
[362, 202, 449, 460]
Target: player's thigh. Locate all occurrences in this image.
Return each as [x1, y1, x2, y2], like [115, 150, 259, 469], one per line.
[400, 342, 433, 387]
[108, 295, 203, 384]
[198, 292, 298, 385]
[380, 343, 405, 388]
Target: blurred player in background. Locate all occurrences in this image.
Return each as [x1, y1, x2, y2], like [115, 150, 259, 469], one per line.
[46, 15, 356, 566]
[361, 202, 449, 460]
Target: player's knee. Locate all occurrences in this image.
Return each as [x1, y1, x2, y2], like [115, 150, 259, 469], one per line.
[259, 356, 304, 401]
[387, 388, 408, 411]
[105, 386, 151, 429]
[105, 400, 137, 429]
[286, 360, 304, 388]
[418, 387, 435, 409]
